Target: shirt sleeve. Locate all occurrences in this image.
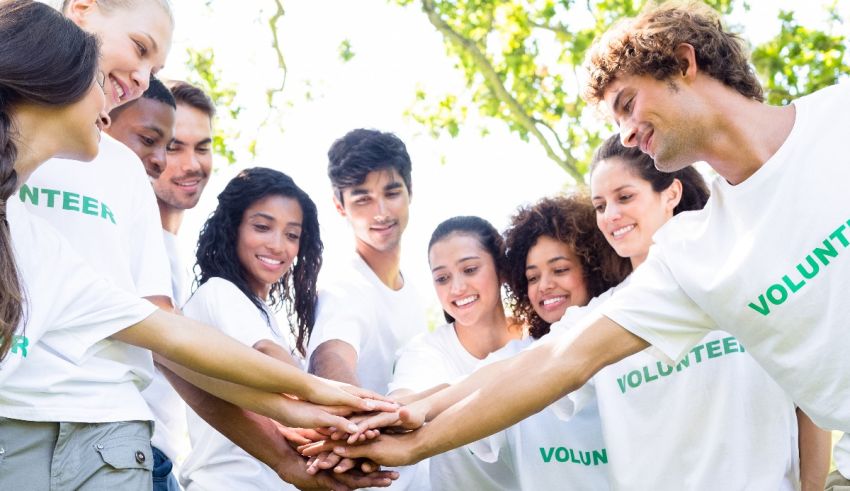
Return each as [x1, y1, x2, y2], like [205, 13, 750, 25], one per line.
[599, 246, 715, 364]
[306, 285, 370, 359]
[186, 278, 275, 348]
[387, 334, 453, 394]
[126, 155, 172, 300]
[32, 227, 157, 364]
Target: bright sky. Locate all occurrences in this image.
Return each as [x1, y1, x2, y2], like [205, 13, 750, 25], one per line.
[160, 0, 848, 318]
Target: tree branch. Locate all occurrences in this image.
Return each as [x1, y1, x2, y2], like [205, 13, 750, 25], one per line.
[419, 0, 583, 181]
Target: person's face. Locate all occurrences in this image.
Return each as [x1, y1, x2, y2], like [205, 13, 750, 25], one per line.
[603, 73, 700, 172]
[236, 194, 303, 300]
[335, 168, 410, 255]
[429, 233, 502, 328]
[590, 158, 679, 267]
[106, 98, 175, 178]
[56, 74, 110, 162]
[525, 236, 590, 324]
[67, 0, 173, 110]
[154, 104, 212, 210]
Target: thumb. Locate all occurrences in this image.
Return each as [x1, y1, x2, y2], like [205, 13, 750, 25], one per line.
[399, 406, 425, 430]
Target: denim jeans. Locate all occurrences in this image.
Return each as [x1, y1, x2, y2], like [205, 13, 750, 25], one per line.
[152, 445, 182, 491]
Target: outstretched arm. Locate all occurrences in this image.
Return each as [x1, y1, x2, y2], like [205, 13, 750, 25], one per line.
[112, 310, 388, 411]
[338, 314, 647, 466]
[797, 408, 830, 491]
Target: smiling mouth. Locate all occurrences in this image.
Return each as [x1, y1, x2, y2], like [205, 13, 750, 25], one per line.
[540, 296, 567, 309]
[109, 75, 126, 103]
[453, 295, 479, 307]
[611, 224, 635, 238]
[371, 222, 397, 232]
[257, 255, 284, 266]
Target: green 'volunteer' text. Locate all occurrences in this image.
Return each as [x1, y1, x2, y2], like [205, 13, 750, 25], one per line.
[615, 336, 745, 394]
[747, 219, 850, 316]
[539, 447, 608, 466]
[0, 335, 29, 357]
[18, 184, 117, 224]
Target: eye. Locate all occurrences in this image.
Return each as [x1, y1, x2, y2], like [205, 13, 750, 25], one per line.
[253, 224, 270, 232]
[134, 40, 148, 57]
[624, 97, 634, 113]
[593, 202, 606, 213]
[619, 193, 633, 202]
[196, 146, 211, 155]
[141, 136, 155, 146]
[286, 232, 300, 241]
[554, 267, 571, 275]
[354, 198, 370, 206]
[463, 266, 478, 275]
[526, 274, 539, 284]
[433, 274, 449, 285]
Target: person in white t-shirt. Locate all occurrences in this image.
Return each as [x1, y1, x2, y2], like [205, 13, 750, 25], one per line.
[468, 194, 629, 490]
[179, 167, 394, 490]
[578, 135, 818, 489]
[305, 128, 430, 489]
[331, 2, 849, 476]
[0, 5, 392, 489]
[387, 216, 522, 491]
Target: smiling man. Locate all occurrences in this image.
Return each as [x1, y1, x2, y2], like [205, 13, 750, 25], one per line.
[306, 129, 430, 490]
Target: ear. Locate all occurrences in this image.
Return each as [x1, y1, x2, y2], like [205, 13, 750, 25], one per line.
[673, 43, 698, 82]
[65, 0, 99, 26]
[664, 178, 683, 214]
[332, 193, 347, 218]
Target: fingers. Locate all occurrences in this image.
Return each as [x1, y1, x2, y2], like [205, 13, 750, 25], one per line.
[314, 471, 352, 491]
[332, 457, 357, 474]
[348, 411, 402, 443]
[332, 470, 399, 489]
[298, 440, 337, 457]
[399, 405, 426, 430]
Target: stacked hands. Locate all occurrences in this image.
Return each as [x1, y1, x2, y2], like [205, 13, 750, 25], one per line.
[283, 382, 435, 491]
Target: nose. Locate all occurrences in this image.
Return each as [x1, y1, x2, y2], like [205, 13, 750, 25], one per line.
[450, 274, 466, 296]
[99, 111, 111, 130]
[129, 66, 153, 101]
[538, 272, 555, 293]
[604, 201, 622, 222]
[620, 119, 639, 148]
[145, 146, 167, 179]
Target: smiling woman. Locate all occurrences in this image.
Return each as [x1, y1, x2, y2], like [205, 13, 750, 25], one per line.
[63, 0, 174, 110]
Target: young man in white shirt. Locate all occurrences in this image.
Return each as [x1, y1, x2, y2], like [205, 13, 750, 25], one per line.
[336, 2, 843, 482]
[307, 129, 430, 490]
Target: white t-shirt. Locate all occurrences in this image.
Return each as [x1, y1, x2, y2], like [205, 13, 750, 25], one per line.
[307, 253, 429, 491]
[834, 434, 850, 479]
[142, 230, 191, 463]
[8, 134, 172, 422]
[597, 83, 850, 431]
[0, 200, 156, 408]
[388, 323, 519, 491]
[470, 336, 610, 491]
[180, 277, 297, 491]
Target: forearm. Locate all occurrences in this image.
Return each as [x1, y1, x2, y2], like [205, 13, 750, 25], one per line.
[797, 408, 830, 491]
[160, 364, 297, 471]
[115, 310, 314, 397]
[308, 342, 360, 386]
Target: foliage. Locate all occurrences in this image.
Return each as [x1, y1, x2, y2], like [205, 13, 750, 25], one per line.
[394, 0, 849, 181]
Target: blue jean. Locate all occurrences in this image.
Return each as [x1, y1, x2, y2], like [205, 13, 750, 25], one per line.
[152, 445, 182, 491]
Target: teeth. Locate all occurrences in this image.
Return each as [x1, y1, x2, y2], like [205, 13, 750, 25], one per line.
[612, 225, 635, 237]
[542, 296, 564, 306]
[454, 295, 478, 307]
[257, 256, 283, 265]
[110, 77, 125, 100]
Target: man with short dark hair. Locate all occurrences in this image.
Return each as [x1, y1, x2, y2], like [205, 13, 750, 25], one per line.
[307, 129, 430, 490]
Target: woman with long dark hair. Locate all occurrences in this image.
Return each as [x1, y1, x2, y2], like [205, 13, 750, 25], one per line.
[181, 167, 327, 490]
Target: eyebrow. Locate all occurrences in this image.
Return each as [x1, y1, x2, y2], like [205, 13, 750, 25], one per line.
[143, 126, 164, 137]
[611, 88, 625, 113]
[170, 137, 212, 147]
[248, 212, 302, 227]
[525, 256, 572, 271]
[591, 184, 636, 201]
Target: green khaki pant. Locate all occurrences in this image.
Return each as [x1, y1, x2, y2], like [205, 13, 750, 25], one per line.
[0, 418, 153, 490]
[826, 469, 850, 491]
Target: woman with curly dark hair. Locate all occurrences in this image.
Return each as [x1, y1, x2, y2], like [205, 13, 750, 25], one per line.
[181, 167, 327, 490]
[503, 194, 630, 340]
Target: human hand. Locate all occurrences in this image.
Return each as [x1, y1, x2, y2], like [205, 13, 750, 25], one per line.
[344, 402, 428, 443]
[331, 432, 422, 468]
[304, 377, 399, 413]
[276, 445, 397, 490]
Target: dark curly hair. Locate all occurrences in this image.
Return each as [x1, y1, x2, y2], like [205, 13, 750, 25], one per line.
[327, 129, 412, 204]
[583, 1, 763, 105]
[193, 167, 322, 355]
[504, 194, 631, 339]
[591, 133, 710, 215]
[428, 216, 505, 324]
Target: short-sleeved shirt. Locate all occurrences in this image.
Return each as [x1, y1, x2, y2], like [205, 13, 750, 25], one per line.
[9, 134, 172, 422]
[598, 83, 850, 431]
[0, 199, 156, 417]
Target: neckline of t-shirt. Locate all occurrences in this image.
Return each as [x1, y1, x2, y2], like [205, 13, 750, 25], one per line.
[447, 322, 490, 364]
[716, 99, 803, 195]
[351, 253, 409, 295]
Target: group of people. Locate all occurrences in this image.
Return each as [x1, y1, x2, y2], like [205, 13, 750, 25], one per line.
[1, 0, 849, 490]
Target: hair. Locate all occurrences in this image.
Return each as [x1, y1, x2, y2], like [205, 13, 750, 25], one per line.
[62, 0, 174, 25]
[428, 216, 506, 324]
[0, 0, 100, 360]
[583, 1, 763, 106]
[109, 76, 175, 121]
[193, 167, 323, 356]
[327, 129, 413, 204]
[167, 81, 215, 119]
[591, 134, 710, 215]
[504, 194, 632, 339]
